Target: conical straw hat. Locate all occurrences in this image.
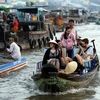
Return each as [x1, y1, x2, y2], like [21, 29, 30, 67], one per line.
[47, 40, 58, 47]
[65, 61, 77, 74]
[47, 40, 58, 45]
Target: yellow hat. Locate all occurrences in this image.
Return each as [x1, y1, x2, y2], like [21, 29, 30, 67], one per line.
[65, 61, 77, 74]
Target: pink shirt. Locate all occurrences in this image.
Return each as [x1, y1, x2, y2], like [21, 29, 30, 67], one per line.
[60, 32, 75, 43]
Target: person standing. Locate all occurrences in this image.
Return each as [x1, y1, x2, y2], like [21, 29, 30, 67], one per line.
[68, 19, 78, 45]
[60, 26, 75, 58]
[2, 12, 7, 23]
[6, 37, 21, 60]
[12, 17, 19, 33]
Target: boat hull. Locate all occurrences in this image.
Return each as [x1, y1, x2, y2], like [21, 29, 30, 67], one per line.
[0, 58, 28, 75]
[32, 44, 99, 93]
[32, 65, 98, 92]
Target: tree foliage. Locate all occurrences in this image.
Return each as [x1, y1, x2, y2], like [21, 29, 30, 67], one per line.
[26, 2, 34, 6]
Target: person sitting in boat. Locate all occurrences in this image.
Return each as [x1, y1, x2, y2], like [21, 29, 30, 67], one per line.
[6, 37, 21, 61]
[60, 26, 75, 58]
[56, 39, 72, 69]
[42, 40, 60, 70]
[73, 38, 94, 73]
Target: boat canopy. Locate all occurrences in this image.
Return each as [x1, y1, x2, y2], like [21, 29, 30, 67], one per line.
[16, 6, 50, 24]
[51, 9, 63, 12]
[17, 7, 50, 14]
[0, 6, 9, 13]
[17, 7, 38, 14]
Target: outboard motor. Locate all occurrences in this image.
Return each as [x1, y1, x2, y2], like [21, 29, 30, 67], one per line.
[41, 64, 59, 92]
[41, 64, 58, 78]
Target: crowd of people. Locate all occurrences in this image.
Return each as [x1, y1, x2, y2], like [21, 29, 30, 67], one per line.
[0, 12, 21, 63]
[0, 12, 94, 74]
[0, 11, 19, 38]
[42, 19, 94, 74]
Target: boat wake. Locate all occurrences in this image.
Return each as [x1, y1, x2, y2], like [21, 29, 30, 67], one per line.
[57, 87, 95, 95]
[29, 86, 95, 96]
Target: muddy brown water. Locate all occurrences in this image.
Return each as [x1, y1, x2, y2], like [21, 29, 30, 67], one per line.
[0, 23, 100, 100]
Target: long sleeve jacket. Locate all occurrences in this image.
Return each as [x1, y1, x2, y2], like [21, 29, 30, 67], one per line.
[42, 48, 60, 66]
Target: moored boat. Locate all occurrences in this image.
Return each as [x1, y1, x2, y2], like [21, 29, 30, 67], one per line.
[0, 58, 28, 75]
[31, 40, 99, 93]
[0, 6, 55, 51]
[96, 18, 100, 25]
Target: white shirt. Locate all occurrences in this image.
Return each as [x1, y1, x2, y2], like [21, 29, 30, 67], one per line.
[82, 46, 93, 61]
[7, 42, 21, 60]
[71, 27, 78, 45]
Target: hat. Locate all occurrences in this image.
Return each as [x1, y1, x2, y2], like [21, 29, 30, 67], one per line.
[47, 40, 58, 46]
[65, 61, 77, 74]
[78, 37, 88, 40]
[77, 37, 87, 42]
[9, 37, 14, 41]
[77, 37, 84, 42]
[81, 38, 89, 44]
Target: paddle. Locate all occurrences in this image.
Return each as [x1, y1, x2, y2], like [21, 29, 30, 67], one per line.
[91, 39, 96, 53]
[91, 39, 100, 71]
[48, 24, 53, 40]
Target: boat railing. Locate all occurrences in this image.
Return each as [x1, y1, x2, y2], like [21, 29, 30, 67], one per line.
[83, 57, 97, 74]
[36, 61, 42, 72]
[83, 60, 91, 73]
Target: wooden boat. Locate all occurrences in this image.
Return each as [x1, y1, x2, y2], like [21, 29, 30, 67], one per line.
[49, 9, 65, 32]
[31, 40, 99, 93]
[0, 58, 28, 75]
[0, 7, 54, 51]
[96, 18, 100, 25]
[87, 16, 97, 23]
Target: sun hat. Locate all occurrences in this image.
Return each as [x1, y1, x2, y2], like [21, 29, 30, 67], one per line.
[77, 37, 88, 43]
[47, 40, 58, 46]
[65, 61, 77, 74]
[9, 37, 14, 41]
[78, 37, 88, 40]
[81, 38, 89, 44]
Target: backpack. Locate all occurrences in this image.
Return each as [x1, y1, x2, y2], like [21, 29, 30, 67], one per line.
[62, 37, 73, 50]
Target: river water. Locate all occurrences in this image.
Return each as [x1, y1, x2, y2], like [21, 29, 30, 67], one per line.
[0, 23, 100, 100]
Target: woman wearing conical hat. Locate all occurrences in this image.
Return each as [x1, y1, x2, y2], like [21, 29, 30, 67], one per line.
[42, 40, 60, 70]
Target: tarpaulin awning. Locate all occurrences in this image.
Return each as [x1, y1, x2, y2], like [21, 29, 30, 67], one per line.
[0, 6, 9, 12]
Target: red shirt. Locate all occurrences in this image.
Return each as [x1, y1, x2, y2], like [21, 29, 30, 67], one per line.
[13, 19, 19, 30]
[2, 13, 7, 21]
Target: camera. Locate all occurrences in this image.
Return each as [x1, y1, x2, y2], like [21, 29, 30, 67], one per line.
[77, 42, 82, 46]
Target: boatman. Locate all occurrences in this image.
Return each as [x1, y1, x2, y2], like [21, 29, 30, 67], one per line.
[6, 37, 21, 60]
